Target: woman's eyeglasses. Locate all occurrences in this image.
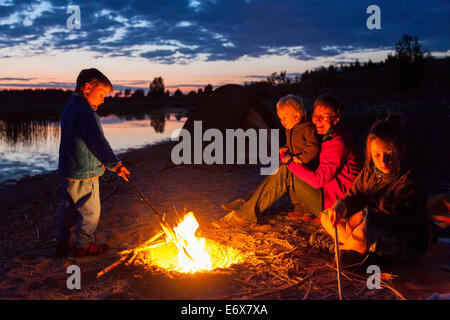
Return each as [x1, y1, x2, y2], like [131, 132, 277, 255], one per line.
[312, 113, 337, 122]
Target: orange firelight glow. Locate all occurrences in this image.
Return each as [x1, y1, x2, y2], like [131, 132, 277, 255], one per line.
[138, 212, 245, 273]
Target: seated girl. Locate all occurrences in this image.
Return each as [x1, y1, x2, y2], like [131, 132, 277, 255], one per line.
[314, 116, 429, 263]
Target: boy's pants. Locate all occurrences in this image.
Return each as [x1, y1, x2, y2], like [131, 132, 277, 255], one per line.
[234, 164, 323, 224]
[55, 177, 101, 248]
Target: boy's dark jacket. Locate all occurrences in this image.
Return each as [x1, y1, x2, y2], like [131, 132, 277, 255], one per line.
[342, 166, 429, 254]
[58, 94, 120, 179]
[285, 121, 320, 165]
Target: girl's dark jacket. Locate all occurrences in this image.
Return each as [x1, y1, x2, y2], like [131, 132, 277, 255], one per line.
[341, 166, 429, 254]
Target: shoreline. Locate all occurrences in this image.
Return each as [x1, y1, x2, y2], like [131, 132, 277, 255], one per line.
[0, 138, 175, 187]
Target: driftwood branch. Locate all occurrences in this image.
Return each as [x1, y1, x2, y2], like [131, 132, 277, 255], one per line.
[97, 231, 166, 278]
[97, 253, 133, 278]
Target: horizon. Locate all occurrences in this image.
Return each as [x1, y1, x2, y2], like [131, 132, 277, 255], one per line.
[1, 1, 449, 94]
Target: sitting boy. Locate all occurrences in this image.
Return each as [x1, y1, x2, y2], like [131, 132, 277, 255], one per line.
[56, 68, 130, 257]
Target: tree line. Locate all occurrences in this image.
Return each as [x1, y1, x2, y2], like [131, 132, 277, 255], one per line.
[243, 34, 445, 103]
[118, 78, 213, 99]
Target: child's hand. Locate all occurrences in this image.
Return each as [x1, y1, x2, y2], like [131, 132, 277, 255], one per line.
[292, 156, 302, 164]
[279, 147, 288, 155]
[281, 155, 292, 164]
[115, 164, 130, 181]
[330, 199, 346, 227]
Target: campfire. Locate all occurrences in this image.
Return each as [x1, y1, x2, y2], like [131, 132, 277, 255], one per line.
[140, 211, 245, 273]
[97, 212, 405, 300]
[98, 211, 245, 277]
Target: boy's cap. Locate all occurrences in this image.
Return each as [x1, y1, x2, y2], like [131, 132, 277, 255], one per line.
[75, 68, 113, 93]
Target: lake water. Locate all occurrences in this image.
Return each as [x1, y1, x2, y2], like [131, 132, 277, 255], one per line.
[0, 111, 188, 183]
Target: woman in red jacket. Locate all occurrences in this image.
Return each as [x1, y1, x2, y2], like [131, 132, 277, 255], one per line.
[213, 93, 361, 228]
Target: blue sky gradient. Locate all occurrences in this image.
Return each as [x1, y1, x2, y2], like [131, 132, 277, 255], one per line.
[1, 0, 449, 91]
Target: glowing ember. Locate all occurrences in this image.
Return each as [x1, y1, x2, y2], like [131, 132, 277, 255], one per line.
[137, 212, 244, 273]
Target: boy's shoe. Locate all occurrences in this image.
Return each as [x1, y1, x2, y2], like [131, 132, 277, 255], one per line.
[75, 242, 109, 257]
[309, 230, 335, 255]
[212, 211, 251, 229]
[55, 241, 75, 256]
[221, 199, 245, 211]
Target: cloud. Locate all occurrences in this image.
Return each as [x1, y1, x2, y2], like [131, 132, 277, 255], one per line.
[0, 81, 74, 88]
[0, 77, 36, 81]
[2, 0, 449, 64]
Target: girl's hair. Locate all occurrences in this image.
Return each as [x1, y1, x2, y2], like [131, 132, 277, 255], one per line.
[75, 68, 113, 93]
[365, 114, 406, 175]
[313, 93, 344, 118]
[276, 94, 307, 121]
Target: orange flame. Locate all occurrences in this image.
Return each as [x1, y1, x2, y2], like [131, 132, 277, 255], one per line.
[140, 211, 244, 273]
[171, 211, 212, 272]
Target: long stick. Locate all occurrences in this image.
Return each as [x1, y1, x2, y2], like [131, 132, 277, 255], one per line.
[127, 176, 194, 262]
[97, 253, 132, 278]
[334, 225, 343, 300]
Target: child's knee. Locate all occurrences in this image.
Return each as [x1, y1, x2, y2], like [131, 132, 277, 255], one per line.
[320, 210, 330, 226]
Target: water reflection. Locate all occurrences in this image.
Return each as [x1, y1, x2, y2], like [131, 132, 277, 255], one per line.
[0, 110, 189, 183]
[0, 119, 60, 148]
[150, 113, 166, 133]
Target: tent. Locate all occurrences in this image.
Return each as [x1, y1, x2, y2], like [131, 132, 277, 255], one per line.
[164, 84, 284, 171]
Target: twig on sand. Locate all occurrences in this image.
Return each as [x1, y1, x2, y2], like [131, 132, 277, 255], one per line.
[302, 280, 313, 300]
[380, 280, 407, 300]
[210, 271, 315, 300]
[97, 231, 166, 278]
[249, 271, 314, 298]
[97, 253, 133, 278]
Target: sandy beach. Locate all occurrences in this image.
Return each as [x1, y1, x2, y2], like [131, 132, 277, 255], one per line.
[0, 141, 449, 300]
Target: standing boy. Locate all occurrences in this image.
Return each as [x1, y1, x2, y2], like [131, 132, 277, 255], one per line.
[56, 68, 130, 256]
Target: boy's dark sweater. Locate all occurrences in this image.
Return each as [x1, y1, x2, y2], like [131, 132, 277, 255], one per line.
[342, 166, 428, 254]
[58, 94, 120, 179]
[285, 121, 320, 166]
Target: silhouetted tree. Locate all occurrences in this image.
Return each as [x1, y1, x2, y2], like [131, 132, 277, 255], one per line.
[267, 71, 291, 86]
[394, 34, 431, 64]
[148, 76, 165, 97]
[131, 88, 145, 98]
[328, 64, 337, 74]
[173, 88, 184, 97]
[124, 88, 131, 97]
[204, 84, 213, 95]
